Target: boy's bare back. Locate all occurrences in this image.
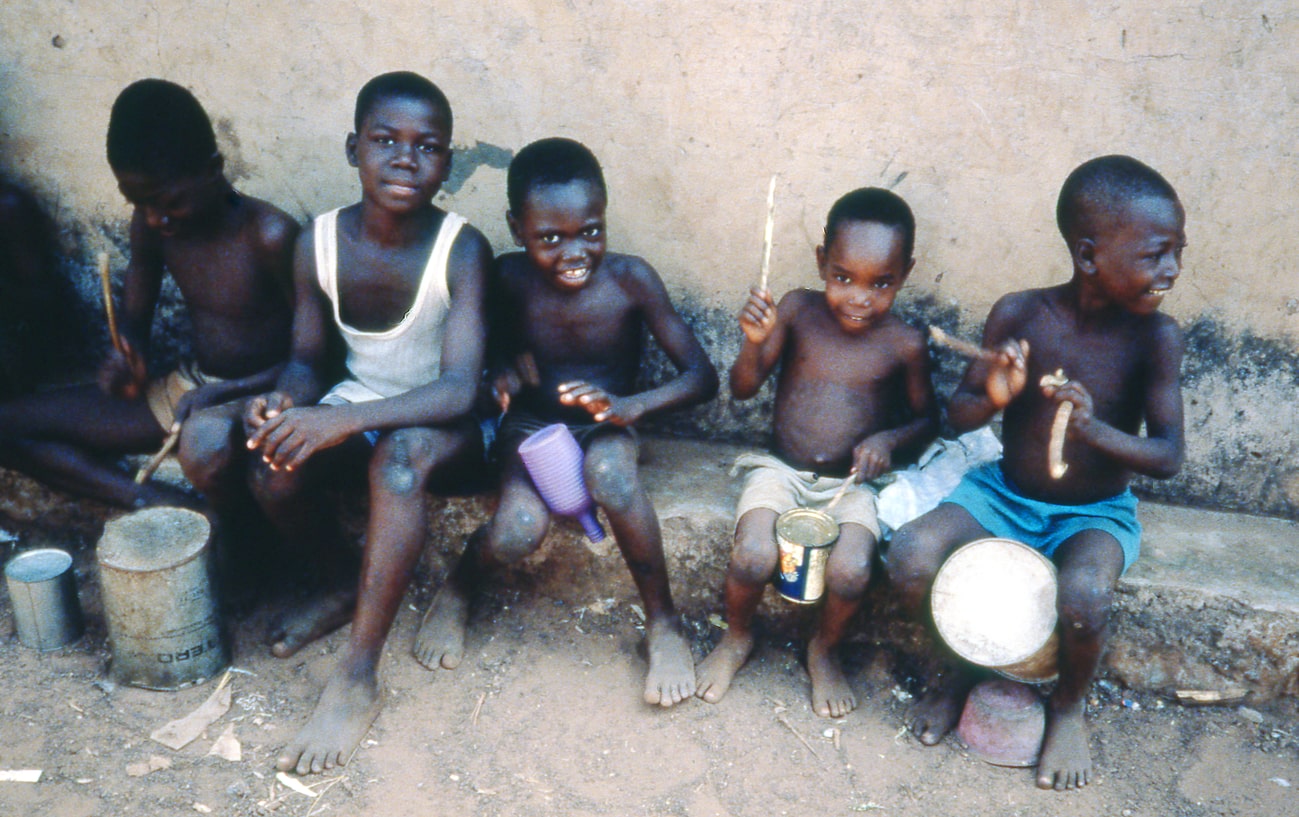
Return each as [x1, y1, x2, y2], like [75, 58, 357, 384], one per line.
[127, 193, 296, 379]
[765, 288, 930, 475]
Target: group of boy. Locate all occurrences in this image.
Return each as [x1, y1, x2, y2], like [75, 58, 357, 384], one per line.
[0, 71, 1185, 792]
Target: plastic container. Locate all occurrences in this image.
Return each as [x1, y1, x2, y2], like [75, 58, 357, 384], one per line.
[517, 424, 606, 543]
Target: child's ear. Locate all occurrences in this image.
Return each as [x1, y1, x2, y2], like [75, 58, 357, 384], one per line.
[345, 133, 359, 168]
[815, 244, 828, 277]
[506, 211, 524, 246]
[1073, 237, 1098, 277]
[903, 256, 916, 278]
[205, 152, 225, 181]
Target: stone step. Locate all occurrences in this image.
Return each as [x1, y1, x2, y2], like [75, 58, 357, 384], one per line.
[2, 437, 1296, 701]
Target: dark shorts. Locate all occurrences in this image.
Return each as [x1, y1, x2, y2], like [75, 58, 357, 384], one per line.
[941, 461, 1141, 573]
[495, 410, 634, 457]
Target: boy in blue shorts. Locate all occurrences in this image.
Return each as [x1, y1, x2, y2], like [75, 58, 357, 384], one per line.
[886, 155, 1186, 790]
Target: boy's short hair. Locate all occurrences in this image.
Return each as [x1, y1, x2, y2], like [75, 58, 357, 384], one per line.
[1056, 155, 1179, 243]
[507, 138, 607, 215]
[354, 71, 452, 133]
[824, 187, 916, 261]
[106, 79, 217, 178]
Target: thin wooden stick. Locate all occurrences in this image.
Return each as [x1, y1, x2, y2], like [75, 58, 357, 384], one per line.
[98, 252, 123, 353]
[823, 472, 856, 512]
[929, 326, 997, 362]
[134, 422, 181, 484]
[1040, 369, 1071, 479]
[759, 174, 776, 291]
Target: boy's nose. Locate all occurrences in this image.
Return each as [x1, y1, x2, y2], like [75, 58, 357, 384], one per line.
[143, 207, 167, 230]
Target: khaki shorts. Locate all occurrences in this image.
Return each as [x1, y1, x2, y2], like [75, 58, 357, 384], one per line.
[145, 361, 220, 431]
[731, 452, 881, 539]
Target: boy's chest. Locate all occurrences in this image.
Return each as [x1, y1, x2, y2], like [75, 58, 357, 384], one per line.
[165, 239, 272, 314]
[336, 241, 434, 330]
[786, 318, 901, 385]
[515, 285, 640, 355]
[1021, 315, 1148, 413]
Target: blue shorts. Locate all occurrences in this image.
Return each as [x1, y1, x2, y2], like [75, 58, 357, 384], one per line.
[941, 462, 1141, 573]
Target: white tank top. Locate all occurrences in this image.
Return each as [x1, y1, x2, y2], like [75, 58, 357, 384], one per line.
[313, 207, 467, 402]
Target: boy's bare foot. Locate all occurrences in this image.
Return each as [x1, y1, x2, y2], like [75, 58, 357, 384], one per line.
[696, 630, 754, 704]
[413, 584, 469, 670]
[644, 617, 696, 707]
[807, 633, 856, 718]
[276, 671, 381, 775]
[906, 671, 973, 745]
[267, 587, 356, 658]
[1036, 698, 1092, 790]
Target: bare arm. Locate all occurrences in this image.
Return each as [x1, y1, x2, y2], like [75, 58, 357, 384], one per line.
[947, 295, 1031, 432]
[560, 258, 718, 425]
[98, 212, 162, 398]
[1049, 317, 1184, 479]
[729, 287, 789, 400]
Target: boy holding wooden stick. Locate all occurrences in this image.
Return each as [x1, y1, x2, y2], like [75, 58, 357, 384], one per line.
[697, 187, 937, 717]
[0, 79, 297, 510]
[886, 155, 1186, 790]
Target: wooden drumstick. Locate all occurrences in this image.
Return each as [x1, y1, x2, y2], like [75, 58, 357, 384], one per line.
[1040, 369, 1072, 479]
[928, 326, 998, 363]
[134, 423, 182, 485]
[98, 252, 123, 353]
[758, 174, 776, 292]
[824, 471, 856, 512]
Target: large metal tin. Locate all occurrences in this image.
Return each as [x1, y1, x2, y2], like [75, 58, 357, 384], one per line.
[773, 508, 839, 604]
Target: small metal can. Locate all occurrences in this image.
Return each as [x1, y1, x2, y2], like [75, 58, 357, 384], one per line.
[5, 548, 84, 651]
[773, 508, 839, 604]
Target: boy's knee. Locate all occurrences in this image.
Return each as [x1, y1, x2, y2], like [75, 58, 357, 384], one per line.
[882, 532, 936, 606]
[372, 428, 441, 496]
[729, 531, 778, 585]
[249, 462, 304, 507]
[177, 412, 237, 489]
[485, 506, 547, 564]
[584, 447, 640, 512]
[1057, 579, 1113, 637]
[825, 554, 872, 600]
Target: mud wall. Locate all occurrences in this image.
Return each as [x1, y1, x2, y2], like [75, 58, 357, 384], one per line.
[2, 3, 1297, 516]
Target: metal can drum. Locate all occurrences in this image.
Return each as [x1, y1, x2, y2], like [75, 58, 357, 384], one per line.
[773, 508, 839, 604]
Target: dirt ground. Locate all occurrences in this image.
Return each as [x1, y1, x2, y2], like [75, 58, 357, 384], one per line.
[0, 530, 1296, 817]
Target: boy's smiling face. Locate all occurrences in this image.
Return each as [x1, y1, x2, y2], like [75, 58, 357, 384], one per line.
[347, 94, 452, 212]
[1085, 195, 1185, 315]
[509, 179, 607, 292]
[816, 220, 913, 334]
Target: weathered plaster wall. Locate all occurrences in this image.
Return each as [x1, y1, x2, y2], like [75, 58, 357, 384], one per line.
[2, 2, 1297, 515]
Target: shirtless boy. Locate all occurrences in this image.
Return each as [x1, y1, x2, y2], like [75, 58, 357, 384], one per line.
[886, 155, 1186, 790]
[696, 187, 937, 718]
[244, 72, 490, 775]
[414, 137, 718, 708]
[0, 79, 296, 510]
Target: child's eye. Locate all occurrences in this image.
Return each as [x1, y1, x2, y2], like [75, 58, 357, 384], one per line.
[835, 274, 852, 284]
[539, 234, 561, 245]
[419, 144, 446, 155]
[582, 226, 602, 239]
[873, 279, 894, 289]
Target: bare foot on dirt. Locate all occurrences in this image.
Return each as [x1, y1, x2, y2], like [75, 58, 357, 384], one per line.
[276, 671, 382, 775]
[267, 587, 356, 658]
[413, 584, 469, 670]
[807, 634, 856, 718]
[1037, 698, 1092, 790]
[643, 617, 696, 707]
[696, 629, 754, 704]
[906, 671, 973, 745]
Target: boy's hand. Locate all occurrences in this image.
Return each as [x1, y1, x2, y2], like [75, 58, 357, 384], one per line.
[490, 352, 541, 414]
[1041, 376, 1094, 439]
[96, 338, 148, 401]
[738, 287, 777, 345]
[245, 405, 353, 471]
[985, 338, 1030, 408]
[852, 434, 893, 480]
[172, 382, 227, 425]
[558, 381, 643, 426]
[243, 391, 294, 437]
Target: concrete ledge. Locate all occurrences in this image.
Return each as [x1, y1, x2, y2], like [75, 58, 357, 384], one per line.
[3, 437, 1297, 701]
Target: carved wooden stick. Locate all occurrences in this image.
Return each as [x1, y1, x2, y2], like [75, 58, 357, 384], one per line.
[1040, 369, 1072, 479]
[824, 472, 856, 512]
[98, 252, 123, 353]
[134, 423, 182, 485]
[928, 326, 998, 362]
[759, 174, 776, 292]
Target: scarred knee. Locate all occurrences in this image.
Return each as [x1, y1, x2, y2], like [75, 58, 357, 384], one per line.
[584, 446, 640, 513]
[883, 531, 937, 613]
[372, 428, 440, 496]
[249, 460, 306, 508]
[485, 506, 547, 564]
[1058, 580, 1113, 637]
[177, 411, 238, 492]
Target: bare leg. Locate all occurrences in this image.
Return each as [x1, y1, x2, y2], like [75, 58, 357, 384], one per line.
[697, 508, 777, 704]
[585, 432, 695, 707]
[414, 457, 549, 670]
[249, 439, 369, 658]
[0, 383, 190, 508]
[807, 522, 874, 718]
[1036, 530, 1124, 791]
[885, 503, 991, 744]
[278, 423, 480, 774]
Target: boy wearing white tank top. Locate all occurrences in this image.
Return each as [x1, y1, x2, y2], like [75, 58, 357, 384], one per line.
[243, 72, 491, 776]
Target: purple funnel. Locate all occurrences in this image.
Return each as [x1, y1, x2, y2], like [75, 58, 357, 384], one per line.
[517, 424, 606, 543]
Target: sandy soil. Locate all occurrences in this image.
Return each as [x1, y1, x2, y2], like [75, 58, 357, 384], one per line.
[0, 535, 1296, 817]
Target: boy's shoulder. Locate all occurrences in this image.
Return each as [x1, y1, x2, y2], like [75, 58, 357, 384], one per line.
[239, 195, 300, 254]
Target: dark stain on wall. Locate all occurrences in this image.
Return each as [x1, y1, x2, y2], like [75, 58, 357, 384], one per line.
[444, 141, 512, 196]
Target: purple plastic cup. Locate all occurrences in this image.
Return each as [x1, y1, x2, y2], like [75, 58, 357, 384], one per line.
[517, 424, 607, 542]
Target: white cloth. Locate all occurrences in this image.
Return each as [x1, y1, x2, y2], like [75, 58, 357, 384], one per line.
[876, 427, 1003, 531]
[313, 207, 466, 403]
